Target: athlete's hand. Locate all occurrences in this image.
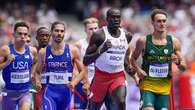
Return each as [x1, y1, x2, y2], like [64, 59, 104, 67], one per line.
[132, 73, 140, 85]
[137, 68, 147, 79]
[171, 54, 181, 65]
[98, 39, 112, 54]
[82, 81, 90, 95]
[125, 64, 136, 76]
[5, 54, 15, 65]
[35, 81, 42, 91]
[67, 82, 75, 91]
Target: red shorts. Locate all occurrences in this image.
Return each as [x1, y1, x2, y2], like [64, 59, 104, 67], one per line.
[34, 85, 46, 109]
[90, 67, 126, 102]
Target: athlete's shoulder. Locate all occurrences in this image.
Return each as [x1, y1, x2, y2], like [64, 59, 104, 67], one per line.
[171, 35, 179, 42]
[170, 35, 181, 48]
[134, 35, 146, 50]
[38, 47, 46, 56]
[68, 43, 80, 58]
[73, 39, 85, 50]
[29, 46, 37, 53]
[123, 29, 133, 43]
[94, 28, 104, 37]
[91, 28, 105, 44]
[137, 35, 146, 44]
[69, 43, 79, 52]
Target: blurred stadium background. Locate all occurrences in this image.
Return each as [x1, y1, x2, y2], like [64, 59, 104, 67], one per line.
[0, 0, 195, 109]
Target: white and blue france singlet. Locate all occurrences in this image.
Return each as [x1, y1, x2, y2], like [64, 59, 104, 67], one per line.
[2, 44, 33, 90]
[95, 26, 129, 73]
[45, 44, 73, 87]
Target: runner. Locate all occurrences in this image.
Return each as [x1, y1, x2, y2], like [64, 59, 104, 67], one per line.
[0, 21, 38, 110]
[33, 27, 50, 110]
[74, 17, 118, 110]
[130, 9, 187, 110]
[35, 21, 86, 110]
[83, 8, 133, 110]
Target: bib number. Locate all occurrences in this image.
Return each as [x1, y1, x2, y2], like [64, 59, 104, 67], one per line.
[48, 72, 72, 84]
[149, 63, 169, 78]
[11, 71, 30, 83]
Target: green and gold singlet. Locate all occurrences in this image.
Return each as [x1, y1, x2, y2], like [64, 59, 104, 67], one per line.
[139, 34, 174, 95]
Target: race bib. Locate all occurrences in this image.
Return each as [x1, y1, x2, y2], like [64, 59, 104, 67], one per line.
[149, 63, 169, 78]
[41, 73, 49, 84]
[106, 51, 124, 66]
[105, 39, 126, 66]
[49, 72, 72, 84]
[11, 71, 30, 83]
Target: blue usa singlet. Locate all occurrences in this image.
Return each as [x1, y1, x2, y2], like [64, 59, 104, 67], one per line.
[42, 44, 73, 110]
[2, 44, 33, 91]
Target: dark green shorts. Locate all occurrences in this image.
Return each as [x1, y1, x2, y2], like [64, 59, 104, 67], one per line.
[140, 90, 169, 110]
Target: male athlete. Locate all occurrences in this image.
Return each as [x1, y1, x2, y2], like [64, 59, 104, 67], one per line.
[131, 9, 186, 110]
[83, 8, 133, 110]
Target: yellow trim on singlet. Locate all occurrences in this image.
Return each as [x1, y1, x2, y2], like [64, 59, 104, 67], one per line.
[139, 77, 171, 95]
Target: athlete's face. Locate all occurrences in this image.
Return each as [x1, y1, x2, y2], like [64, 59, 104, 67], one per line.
[14, 26, 29, 44]
[37, 29, 50, 48]
[107, 10, 121, 29]
[85, 23, 99, 40]
[152, 14, 167, 32]
[51, 24, 65, 43]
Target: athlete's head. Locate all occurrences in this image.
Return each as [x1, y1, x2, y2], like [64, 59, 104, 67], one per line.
[83, 17, 99, 41]
[151, 9, 168, 32]
[106, 8, 121, 29]
[51, 21, 66, 44]
[36, 27, 50, 48]
[13, 21, 29, 45]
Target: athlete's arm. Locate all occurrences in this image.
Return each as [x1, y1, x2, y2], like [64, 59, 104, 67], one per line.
[172, 37, 187, 71]
[83, 29, 111, 65]
[125, 30, 133, 43]
[124, 47, 136, 75]
[0, 45, 14, 70]
[30, 46, 38, 81]
[130, 37, 147, 79]
[124, 31, 135, 75]
[34, 48, 45, 90]
[69, 45, 87, 89]
[73, 40, 91, 93]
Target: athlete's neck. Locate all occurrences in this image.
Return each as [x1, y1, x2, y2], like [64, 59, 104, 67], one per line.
[52, 41, 65, 51]
[37, 45, 46, 51]
[152, 31, 166, 40]
[14, 44, 25, 54]
[107, 26, 120, 37]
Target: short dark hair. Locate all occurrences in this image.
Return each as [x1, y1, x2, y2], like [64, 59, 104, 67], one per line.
[36, 27, 50, 37]
[51, 21, 66, 31]
[14, 21, 29, 32]
[106, 8, 120, 18]
[37, 27, 47, 33]
[150, 9, 167, 21]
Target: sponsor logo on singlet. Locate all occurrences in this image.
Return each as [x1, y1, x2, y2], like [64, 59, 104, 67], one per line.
[48, 61, 67, 68]
[12, 61, 29, 70]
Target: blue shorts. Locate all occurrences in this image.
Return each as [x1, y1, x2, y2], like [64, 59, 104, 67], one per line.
[2, 89, 32, 110]
[74, 82, 88, 109]
[42, 84, 73, 110]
